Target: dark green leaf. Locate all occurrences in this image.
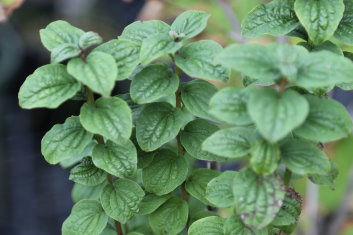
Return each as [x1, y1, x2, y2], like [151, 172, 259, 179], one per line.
[69, 158, 107, 186]
[298, 41, 343, 56]
[250, 139, 281, 175]
[335, 0, 353, 45]
[138, 193, 171, 215]
[206, 171, 237, 208]
[309, 161, 339, 188]
[71, 183, 106, 203]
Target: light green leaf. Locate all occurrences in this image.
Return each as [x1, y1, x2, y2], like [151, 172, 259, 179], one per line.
[224, 215, 268, 235]
[41, 116, 93, 164]
[241, 0, 299, 38]
[142, 149, 188, 195]
[250, 139, 281, 175]
[294, 0, 344, 44]
[72, 183, 106, 203]
[171, 10, 210, 40]
[18, 64, 81, 109]
[60, 141, 96, 169]
[79, 31, 103, 49]
[149, 197, 189, 235]
[206, 171, 237, 208]
[188, 216, 224, 235]
[40, 20, 84, 51]
[94, 39, 140, 80]
[232, 168, 286, 229]
[294, 95, 353, 142]
[92, 140, 137, 178]
[181, 80, 217, 120]
[67, 51, 117, 97]
[335, 0, 353, 45]
[138, 194, 171, 215]
[202, 127, 255, 158]
[248, 88, 309, 142]
[175, 40, 230, 81]
[50, 43, 81, 64]
[130, 64, 179, 104]
[100, 179, 145, 224]
[62, 200, 108, 235]
[209, 87, 252, 126]
[280, 138, 331, 175]
[309, 161, 339, 188]
[185, 168, 221, 205]
[69, 158, 107, 186]
[80, 97, 132, 143]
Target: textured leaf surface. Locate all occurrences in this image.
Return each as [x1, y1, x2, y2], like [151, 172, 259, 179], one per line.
[248, 88, 309, 142]
[250, 139, 281, 175]
[142, 149, 188, 195]
[242, 0, 298, 38]
[50, 43, 81, 64]
[335, 0, 353, 45]
[67, 51, 117, 97]
[100, 179, 145, 223]
[188, 216, 224, 235]
[62, 200, 108, 235]
[92, 140, 137, 178]
[149, 197, 189, 235]
[69, 158, 107, 186]
[79, 31, 102, 49]
[206, 171, 237, 208]
[309, 161, 339, 188]
[224, 215, 268, 235]
[41, 116, 93, 164]
[18, 64, 81, 109]
[80, 97, 132, 143]
[138, 194, 171, 215]
[175, 40, 230, 81]
[233, 169, 286, 229]
[294, 95, 353, 142]
[130, 64, 179, 104]
[171, 10, 210, 39]
[60, 141, 96, 169]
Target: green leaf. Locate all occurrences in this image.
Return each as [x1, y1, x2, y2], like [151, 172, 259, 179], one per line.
[206, 171, 237, 208]
[232, 169, 286, 229]
[280, 138, 331, 175]
[188, 216, 224, 235]
[309, 161, 339, 188]
[119, 20, 170, 44]
[40, 20, 84, 51]
[50, 43, 81, 64]
[62, 200, 108, 235]
[80, 97, 132, 143]
[175, 40, 230, 81]
[92, 140, 137, 178]
[18, 64, 81, 109]
[250, 139, 281, 175]
[94, 39, 140, 80]
[67, 51, 117, 97]
[298, 41, 343, 56]
[241, 0, 299, 38]
[69, 158, 107, 186]
[140, 33, 182, 65]
[294, 95, 353, 142]
[335, 0, 353, 45]
[171, 10, 210, 40]
[224, 215, 268, 235]
[181, 80, 217, 120]
[137, 150, 156, 169]
[294, 0, 344, 44]
[136, 103, 189, 151]
[71, 183, 106, 203]
[202, 127, 255, 158]
[142, 149, 188, 195]
[130, 64, 179, 104]
[180, 119, 226, 162]
[79, 31, 103, 49]
[248, 88, 309, 142]
[209, 87, 252, 126]
[100, 179, 145, 224]
[138, 193, 171, 215]
[149, 197, 189, 235]
[185, 168, 221, 205]
[41, 116, 93, 164]
[60, 141, 96, 169]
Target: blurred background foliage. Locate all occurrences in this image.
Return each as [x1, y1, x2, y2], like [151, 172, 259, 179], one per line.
[0, 0, 352, 235]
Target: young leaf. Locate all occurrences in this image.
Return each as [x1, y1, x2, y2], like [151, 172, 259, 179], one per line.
[294, 0, 344, 44]
[181, 80, 217, 120]
[294, 95, 353, 143]
[224, 215, 268, 235]
[100, 179, 145, 224]
[50, 43, 81, 64]
[62, 200, 108, 235]
[130, 64, 179, 104]
[250, 139, 281, 175]
[71, 182, 106, 203]
[248, 88, 309, 142]
[335, 0, 353, 45]
[41, 116, 93, 164]
[40, 20, 84, 51]
[69, 158, 107, 186]
[185, 168, 221, 205]
[142, 149, 188, 195]
[175, 40, 230, 81]
[18, 64, 81, 109]
[309, 161, 339, 188]
[232, 168, 286, 229]
[171, 10, 210, 40]
[92, 140, 137, 178]
[241, 0, 299, 38]
[202, 127, 255, 158]
[205, 171, 238, 208]
[79, 31, 103, 50]
[281, 138, 331, 175]
[149, 197, 189, 235]
[138, 194, 171, 215]
[80, 97, 132, 143]
[188, 216, 224, 235]
[67, 51, 117, 97]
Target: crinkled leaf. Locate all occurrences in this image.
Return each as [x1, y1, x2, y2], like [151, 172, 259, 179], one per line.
[224, 215, 268, 235]
[206, 171, 237, 208]
[138, 193, 171, 215]
[335, 0, 353, 45]
[50, 43, 81, 64]
[250, 139, 281, 175]
[79, 31, 103, 50]
[188, 216, 224, 235]
[71, 183, 106, 203]
[69, 158, 107, 186]
[309, 161, 339, 188]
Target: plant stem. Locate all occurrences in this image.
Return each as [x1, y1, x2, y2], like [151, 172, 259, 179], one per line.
[283, 168, 292, 186]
